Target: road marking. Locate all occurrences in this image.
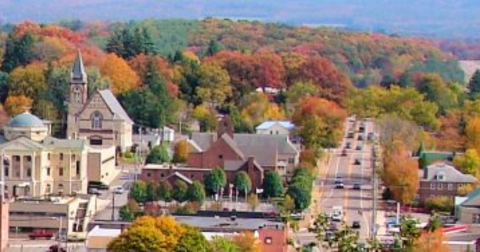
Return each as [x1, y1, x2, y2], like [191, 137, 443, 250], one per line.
[343, 149, 354, 222]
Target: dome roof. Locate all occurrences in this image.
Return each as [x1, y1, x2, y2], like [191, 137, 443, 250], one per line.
[9, 112, 44, 128]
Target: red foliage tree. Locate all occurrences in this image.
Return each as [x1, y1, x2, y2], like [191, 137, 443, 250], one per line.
[129, 54, 178, 96]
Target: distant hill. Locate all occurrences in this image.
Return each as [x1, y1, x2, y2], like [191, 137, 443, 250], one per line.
[1, 0, 480, 39]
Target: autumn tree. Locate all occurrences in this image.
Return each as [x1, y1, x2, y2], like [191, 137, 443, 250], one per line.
[377, 114, 421, 157]
[232, 232, 261, 252]
[174, 226, 212, 252]
[4, 95, 33, 116]
[436, 112, 466, 151]
[106, 27, 156, 59]
[286, 81, 318, 106]
[453, 149, 480, 176]
[239, 93, 286, 128]
[292, 97, 347, 149]
[172, 140, 189, 163]
[100, 53, 140, 95]
[254, 50, 285, 91]
[210, 236, 241, 252]
[415, 230, 450, 252]
[196, 62, 232, 107]
[8, 62, 47, 99]
[247, 193, 259, 212]
[466, 117, 480, 154]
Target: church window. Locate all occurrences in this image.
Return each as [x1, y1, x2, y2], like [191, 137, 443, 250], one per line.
[73, 87, 82, 103]
[91, 111, 103, 129]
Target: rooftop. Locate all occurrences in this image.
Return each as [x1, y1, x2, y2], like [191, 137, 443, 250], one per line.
[256, 120, 295, 130]
[9, 112, 44, 128]
[174, 216, 285, 232]
[423, 163, 476, 183]
[88, 225, 122, 238]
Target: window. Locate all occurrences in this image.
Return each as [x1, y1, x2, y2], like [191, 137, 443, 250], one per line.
[4, 166, 8, 177]
[90, 138, 103, 145]
[436, 172, 446, 181]
[72, 154, 76, 160]
[45, 184, 51, 194]
[276, 131, 279, 135]
[25, 156, 31, 162]
[76, 165, 80, 176]
[46, 167, 50, 176]
[73, 87, 82, 103]
[437, 183, 443, 190]
[47, 153, 50, 160]
[218, 154, 223, 160]
[59, 167, 64, 176]
[473, 214, 480, 224]
[270, 130, 273, 135]
[160, 173, 164, 178]
[147, 173, 151, 177]
[91, 111, 103, 129]
[190, 174, 194, 178]
[430, 183, 436, 190]
[448, 183, 453, 190]
[288, 158, 295, 164]
[13, 156, 20, 162]
[58, 184, 64, 194]
[26, 168, 31, 177]
[265, 237, 273, 244]
[60, 153, 64, 161]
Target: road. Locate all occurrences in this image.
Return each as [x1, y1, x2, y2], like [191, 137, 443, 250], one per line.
[317, 117, 376, 241]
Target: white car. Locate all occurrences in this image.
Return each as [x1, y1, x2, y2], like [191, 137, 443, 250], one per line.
[113, 186, 125, 194]
[331, 213, 342, 222]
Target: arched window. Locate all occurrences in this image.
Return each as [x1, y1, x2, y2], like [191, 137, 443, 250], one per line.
[91, 111, 103, 129]
[58, 184, 64, 196]
[73, 87, 82, 103]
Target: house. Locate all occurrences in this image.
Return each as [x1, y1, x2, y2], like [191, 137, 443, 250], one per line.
[255, 120, 295, 136]
[419, 163, 477, 202]
[67, 50, 133, 153]
[132, 126, 175, 152]
[86, 225, 122, 252]
[188, 116, 299, 178]
[456, 188, 480, 224]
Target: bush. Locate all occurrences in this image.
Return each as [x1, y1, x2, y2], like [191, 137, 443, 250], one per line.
[425, 196, 454, 213]
[146, 145, 170, 164]
[124, 151, 134, 159]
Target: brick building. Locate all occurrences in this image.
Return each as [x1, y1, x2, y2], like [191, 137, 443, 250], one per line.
[419, 162, 477, 202]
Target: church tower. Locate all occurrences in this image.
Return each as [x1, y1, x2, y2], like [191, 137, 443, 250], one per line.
[67, 50, 88, 139]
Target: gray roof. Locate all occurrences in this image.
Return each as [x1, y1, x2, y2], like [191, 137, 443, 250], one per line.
[221, 134, 245, 160]
[174, 216, 285, 231]
[9, 112, 44, 128]
[71, 49, 87, 82]
[423, 163, 477, 183]
[256, 120, 295, 130]
[42, 136, 87, 150]
[190, 133, 298, 167]
[98, 90, 133, 124]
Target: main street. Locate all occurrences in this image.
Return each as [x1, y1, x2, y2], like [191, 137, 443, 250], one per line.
[317, 117, 376, 241]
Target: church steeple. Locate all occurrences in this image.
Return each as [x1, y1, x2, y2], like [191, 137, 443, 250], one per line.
[71, 49, 87, 84]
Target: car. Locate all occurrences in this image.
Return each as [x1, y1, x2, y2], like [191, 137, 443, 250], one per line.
[67, 233, 87, 242]
[88, 181, 109, 190]
[113, 186, 125, 194]
[335, 182, 344, 189]
[357, 135, 363, 141]
[88, 188, 102, 195]
[345, 142, 351, 149]
[354, 158, 361, 165]
[353, 183, 361, 190]
[48, 245, 67, 252]
[352, 221, 361, 229]
[356, 145, 363, 151]
[331, 213, 342, 221]
[334, 176, 343, 183]
[29, 229, 54, 240]
[368, 132, 375, 140]
[341, 149, 348, 156]
[347, 132, 354, 138]
[324, 231, 335, 241]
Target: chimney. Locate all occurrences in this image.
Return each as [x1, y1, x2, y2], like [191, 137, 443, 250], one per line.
[247, 157, 254, 172]
[217, 115, 234, 139]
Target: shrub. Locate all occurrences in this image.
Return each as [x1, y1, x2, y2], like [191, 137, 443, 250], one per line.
[425, 196, 454, 213]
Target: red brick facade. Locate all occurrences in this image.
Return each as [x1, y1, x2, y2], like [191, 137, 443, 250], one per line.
[258, 225, 288, 252]
[187, 136, 243, 168]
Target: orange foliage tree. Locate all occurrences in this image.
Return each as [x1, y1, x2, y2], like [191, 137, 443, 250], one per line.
[100, 53, 140, 95]
[415, 230, 450, 252]
[292, 97, 347, 149]
[4, 95, 33, 116]
[466, 117, 480, 154]
[436, 112, 466, 151]
[172, 140, 189, 163]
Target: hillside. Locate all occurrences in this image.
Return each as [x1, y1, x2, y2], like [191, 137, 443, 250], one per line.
[1, 0, 480, 38]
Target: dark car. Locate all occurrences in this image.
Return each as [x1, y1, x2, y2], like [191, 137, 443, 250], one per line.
[356, 145, 363, 151]
[354, 158, 361, 165]
[346, 142, 351, 149]
[49, 245, 66, 252]
[357, 135, 363, 141]
[324, 231, 335, 241]
[88, 181, 109, 190]
[335, 182, 344, 189]
[353, 183, 361, 190]
[352, 221, 361, 229]
[341, 149, 348, 156]
[347, 132, 354, 138]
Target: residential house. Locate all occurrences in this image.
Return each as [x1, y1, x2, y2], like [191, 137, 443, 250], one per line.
[456, 188, 480, 224]
[255, 121, 294, 136]
[419, 163, 477, 202]
[67, 50, 133, 153]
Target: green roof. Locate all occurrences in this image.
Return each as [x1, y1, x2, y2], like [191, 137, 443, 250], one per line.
[419, 151, 454, 168]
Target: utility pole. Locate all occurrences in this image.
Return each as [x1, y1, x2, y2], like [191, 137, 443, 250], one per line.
[111, 192, 115, 221]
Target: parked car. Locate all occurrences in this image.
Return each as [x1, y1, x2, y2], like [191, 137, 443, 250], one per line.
[352, 221, 361, 229]
[48, 245, 66, 252]
[88, 188, 102, 196]
[354, 158, 361, 165]
[357, 135, 363, 141]
[29, 229, 54, 240]
[113, 186, 125, 194]
[335, 182, 344, 189]
[346, 142, 351, 149]
[67, 233, 87, 242]
[341, 149, 348, 156]
[324, 231, 335, 241]
[356, 145, 363, 151]
[347, 132, 354, 138]
[88, 181, 109, 190]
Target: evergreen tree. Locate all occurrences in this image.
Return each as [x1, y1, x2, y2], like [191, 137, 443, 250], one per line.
[143, 61, 172, 130]
[206, 39, 223, 56]
[1, 32, 34, 72]
[469, 69, 480, 97]
[262, 171, 284, 198]
[187, 181, 206, 204]
[173, 181, 188, 202]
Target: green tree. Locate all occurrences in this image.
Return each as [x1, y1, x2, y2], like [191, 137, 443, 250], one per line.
[203, 168, 227, 197]
[1, 32, 34, 72]
[173, 181, 188, 202]
[234, 172, 252, 197]
[206, 39, 224, 56]
[210, 236, 241, 252]
[262, 171, 284, 198]
[146, 182, 157, 202]
[120, 88, 162, 129]
[287, 182, 311, 210]
[174, 226, 212, 252]
[144, 61, 173, 131]
[399, 217, 421, 251]
[130, 181, 147, 203]
[187, 181, 206, 204]
[469, 69, 480, 98]
[157, 181, 172, 202]
[119, 205, 134, 221]
[146, 145, 171, 164]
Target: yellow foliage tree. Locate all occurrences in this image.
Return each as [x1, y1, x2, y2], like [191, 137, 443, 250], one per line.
[232, 231, 261, 252]
[8, 62, 47, 98]
[4, 95, 33, 116]
[415, 230, 450, 252]
[192, 103, 218, 132]
[172, 140, 189, 163]
[466, 117, 480, 154]
[100, 53, 139, 95]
